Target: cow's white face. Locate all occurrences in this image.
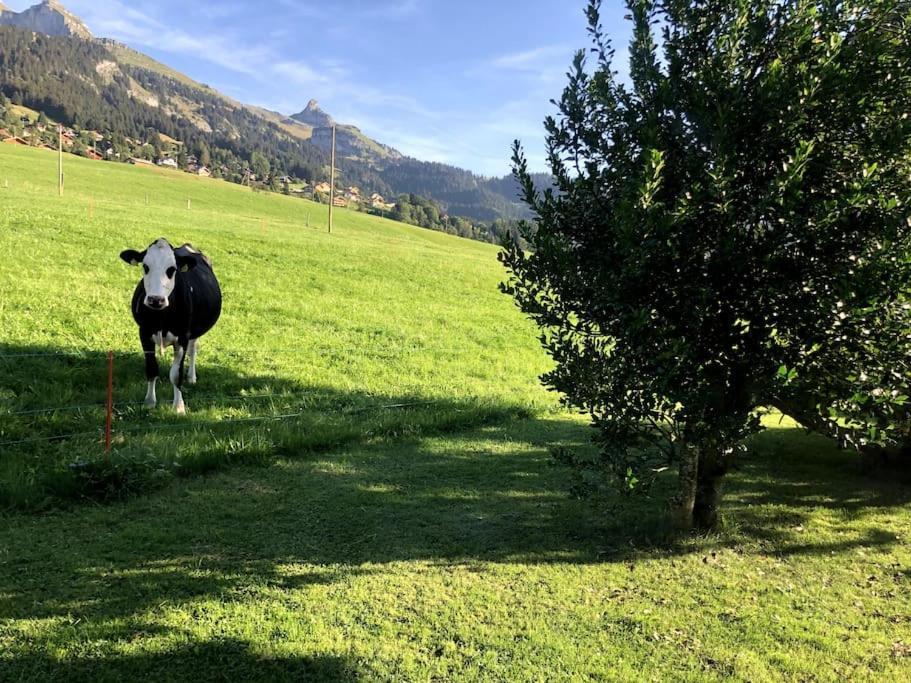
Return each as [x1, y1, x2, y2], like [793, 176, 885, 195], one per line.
[120, 238, 188, 310]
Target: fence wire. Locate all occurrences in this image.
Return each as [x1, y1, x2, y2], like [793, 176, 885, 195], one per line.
[0, 345, 503, 451]
[0, 399, 445, 449]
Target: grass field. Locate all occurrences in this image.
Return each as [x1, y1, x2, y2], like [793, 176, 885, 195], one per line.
[2, 145, 910, 680]
[0, 145, 553, 509]
[1, 417, 910, 681]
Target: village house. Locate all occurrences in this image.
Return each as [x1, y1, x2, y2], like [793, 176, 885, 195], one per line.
[332, 196, 348, 207]
[196, 166, 211, 177]
[314, 181, 331, 194]
[158, 157, 178, 169]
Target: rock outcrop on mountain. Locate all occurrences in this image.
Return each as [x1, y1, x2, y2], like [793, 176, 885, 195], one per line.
[0, 0, 92, 39]
[291, 100, 403, 163]
[291, 100, 335, 129]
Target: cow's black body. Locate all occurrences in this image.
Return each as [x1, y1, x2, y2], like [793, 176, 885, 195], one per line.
[130, 244, 222, 385]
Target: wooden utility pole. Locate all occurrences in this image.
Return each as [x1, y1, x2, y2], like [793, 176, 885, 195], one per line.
[328, 124, 336, 234]
[57, 125, 64, 197]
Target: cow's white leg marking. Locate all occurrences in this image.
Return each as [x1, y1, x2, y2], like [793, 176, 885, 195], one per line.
[170, 344, 186, 414]
[187, 339, 198, 385]
[144, 378, 158, 407]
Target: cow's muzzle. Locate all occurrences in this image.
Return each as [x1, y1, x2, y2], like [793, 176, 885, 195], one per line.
[144, 296, 168, 310]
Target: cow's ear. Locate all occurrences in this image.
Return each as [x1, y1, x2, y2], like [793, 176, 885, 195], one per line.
[120, 249, 145, 266]
[176, 254, 198, 273]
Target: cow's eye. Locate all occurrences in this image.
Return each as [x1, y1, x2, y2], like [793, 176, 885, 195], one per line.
[142, 264, 150, 274]
[166, 267, 176, 279]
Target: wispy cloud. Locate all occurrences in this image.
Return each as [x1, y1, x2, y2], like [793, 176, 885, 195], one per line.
[365, 0, 422, 19]
[51, 0, 562, 175]
[490, 44, 574, 70]
[75, 0, 324, 84]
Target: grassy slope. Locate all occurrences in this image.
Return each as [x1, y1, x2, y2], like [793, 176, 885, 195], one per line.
[107, 44, 315, 142]
[106, 44, 225, 98]
[0, 145, 553, 508]
[1, 417, 909, 681]
[2, 146, 909, 681]
[8, 103, 40, 122]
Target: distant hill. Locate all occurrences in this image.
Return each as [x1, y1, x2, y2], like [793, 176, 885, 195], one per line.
[0, 1, 545, 222]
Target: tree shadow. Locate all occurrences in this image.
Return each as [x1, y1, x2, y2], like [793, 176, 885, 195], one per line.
[3, 344, 911, 677]
[0, 341, 532, 509]
[701, 426, 911, 556]
[2, 638, 358, 682]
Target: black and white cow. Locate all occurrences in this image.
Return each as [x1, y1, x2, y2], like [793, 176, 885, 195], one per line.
[120, 238, 222, 414]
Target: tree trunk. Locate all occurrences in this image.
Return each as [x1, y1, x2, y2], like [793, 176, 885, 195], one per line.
[671, 443, 699, 530]
[671, 442, 728, 530]
[693, 447, 727, 530]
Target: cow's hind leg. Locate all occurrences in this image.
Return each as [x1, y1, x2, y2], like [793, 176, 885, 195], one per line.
[170, 343, 187, 415]
[142, 334, 159, 408]
[187, 338, 198, 385]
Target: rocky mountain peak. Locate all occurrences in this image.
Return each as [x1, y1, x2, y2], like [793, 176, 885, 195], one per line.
[0, 0, 93, 40]
[291, 99, 335, 128]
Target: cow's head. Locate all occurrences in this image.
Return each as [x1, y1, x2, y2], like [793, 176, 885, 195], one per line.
[120, 238, 197, 310]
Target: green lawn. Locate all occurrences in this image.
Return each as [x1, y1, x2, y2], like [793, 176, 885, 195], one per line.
[1, 145, 910, 681]
[1, 417, 909, 681]
[0, 144, 553, 509]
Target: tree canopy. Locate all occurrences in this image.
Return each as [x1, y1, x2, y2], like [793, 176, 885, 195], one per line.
[501, 0, 911, 529]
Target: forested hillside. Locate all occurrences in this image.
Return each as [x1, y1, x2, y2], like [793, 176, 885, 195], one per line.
[0, 20, 544, 226]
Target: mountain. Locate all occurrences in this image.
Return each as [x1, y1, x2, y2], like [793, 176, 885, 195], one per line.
[0, 1, 538, 222]
[0, 0, 92, 39]
[291, 99, 403, 164]
[292, 99, 333, 128]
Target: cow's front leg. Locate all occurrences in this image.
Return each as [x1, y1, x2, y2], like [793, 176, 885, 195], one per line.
[142, 333, 159, 408]
[170, 342, 187, 414]
[186, 338, 198, 385]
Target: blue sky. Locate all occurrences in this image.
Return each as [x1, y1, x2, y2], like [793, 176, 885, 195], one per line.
[8, 1, 631, 176]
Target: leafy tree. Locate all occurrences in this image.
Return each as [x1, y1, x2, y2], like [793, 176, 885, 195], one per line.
[501, 0, 911, 529]
[150, 131, 164, 161]
[197, 141, 211, 167]
[251, 150, 270, 180]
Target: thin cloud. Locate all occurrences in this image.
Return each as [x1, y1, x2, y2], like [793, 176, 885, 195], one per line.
[365, 0, 422, 19]
[49, 0, 555, 176]
[491, 44, 574, 70]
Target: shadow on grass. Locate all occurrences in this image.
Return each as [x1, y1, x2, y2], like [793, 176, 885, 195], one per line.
[2, 345, 910, 677]
[709, 426, 911, 557]
[1, 639, 357, 682]
[0, 341, 532, 510]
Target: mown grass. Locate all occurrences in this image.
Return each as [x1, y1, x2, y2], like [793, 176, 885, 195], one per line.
[0, 144, 554, 509]
[1, 416, 909, 681]
[3, 146, 910, 682]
